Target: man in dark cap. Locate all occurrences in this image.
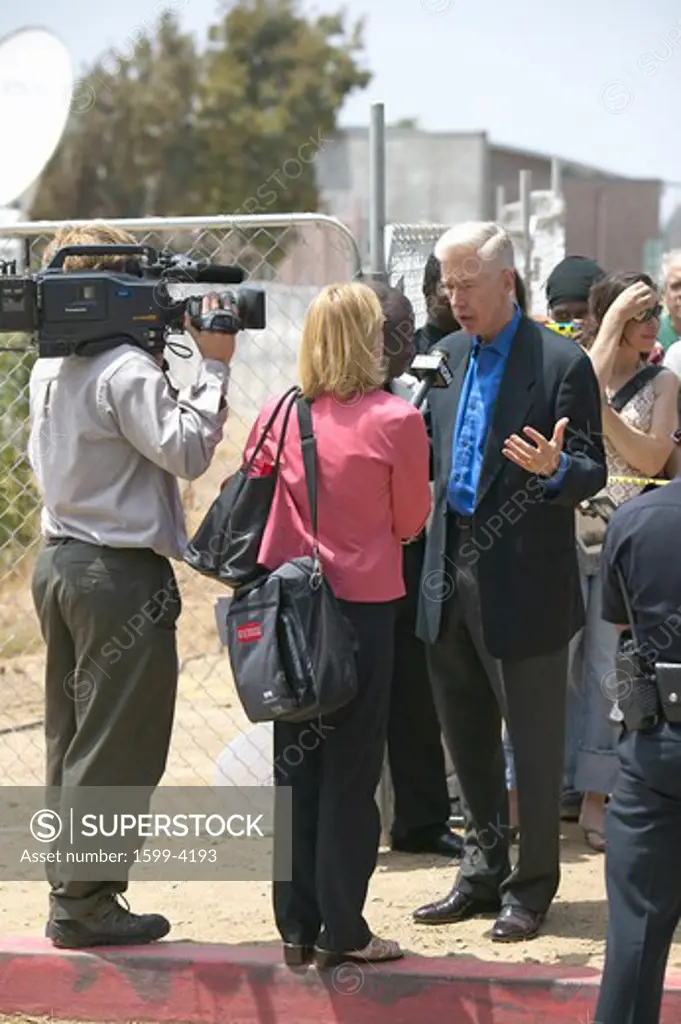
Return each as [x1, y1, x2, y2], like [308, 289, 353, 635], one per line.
[545, 255, 606, 329]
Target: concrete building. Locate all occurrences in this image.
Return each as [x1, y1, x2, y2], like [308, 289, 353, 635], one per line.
[315, 127, 663, 275]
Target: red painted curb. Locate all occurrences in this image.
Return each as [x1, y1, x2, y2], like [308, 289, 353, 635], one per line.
[0, 938, 680, 1023]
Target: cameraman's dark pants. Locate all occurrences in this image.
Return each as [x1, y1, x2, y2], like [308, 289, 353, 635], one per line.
[388, 535, 451, 843]
[273, 599, 396, 952]
[595, 722, 681, 1024]
[31, 539, 181, 922]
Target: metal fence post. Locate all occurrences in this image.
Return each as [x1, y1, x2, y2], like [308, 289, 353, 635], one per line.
[519, 169, 533, 311]
[368, 102, 387, 283]
[368, 100, 394, 844]
[495, 185, 506, 221]
[551, 158, 562, 199]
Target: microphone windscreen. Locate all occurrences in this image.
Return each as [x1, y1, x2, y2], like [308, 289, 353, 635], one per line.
[193, 264, 246, 284]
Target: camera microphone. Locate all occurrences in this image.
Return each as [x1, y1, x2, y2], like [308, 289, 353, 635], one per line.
[191, 264, 246, 285]
[410, 350, 454, 409]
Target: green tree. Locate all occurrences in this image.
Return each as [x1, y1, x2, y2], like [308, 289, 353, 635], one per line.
[197, 0, 370, 216]
[30, 1, 371, 226]
[30, 11, 201, 220]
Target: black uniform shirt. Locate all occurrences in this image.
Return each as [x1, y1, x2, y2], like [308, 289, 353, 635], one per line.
[412, 322, 453, 356]
[601, 478, 681, 663]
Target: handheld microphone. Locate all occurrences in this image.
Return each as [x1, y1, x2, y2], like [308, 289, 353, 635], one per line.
[409, 351, 454, 409]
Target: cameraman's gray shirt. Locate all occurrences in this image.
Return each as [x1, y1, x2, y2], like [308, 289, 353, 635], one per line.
[28, 344, 229, 560]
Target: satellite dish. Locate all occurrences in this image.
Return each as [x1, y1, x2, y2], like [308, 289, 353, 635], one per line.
[0, 27, 73, 207]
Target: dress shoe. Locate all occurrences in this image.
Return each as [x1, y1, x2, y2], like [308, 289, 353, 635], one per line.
[392, 828, 464, 858]
[283, 942, 314, 966]
[491, 905, 544, 943]
[413, 887, 500, 925]
[449, 797, 465, 826]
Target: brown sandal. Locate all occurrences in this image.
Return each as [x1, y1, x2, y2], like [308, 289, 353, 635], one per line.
[315, 935, 403, 969]
[582, 827, 606, 853]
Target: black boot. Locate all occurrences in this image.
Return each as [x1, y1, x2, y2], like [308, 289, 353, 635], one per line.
[46, 894, 170, 949]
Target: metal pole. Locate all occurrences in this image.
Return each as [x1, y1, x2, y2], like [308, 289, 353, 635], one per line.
[368, 102, 387, 281]
[519, 169, 532, 309]
[551, 158, 562, 199]
[371, 100, 390, 843]
[495, 185, 506, 221]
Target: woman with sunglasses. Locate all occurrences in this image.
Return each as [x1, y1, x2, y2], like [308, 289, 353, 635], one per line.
[569, 272, 679, 850]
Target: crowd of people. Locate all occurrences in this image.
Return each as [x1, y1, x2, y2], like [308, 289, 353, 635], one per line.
[26, 219, 681, 1022]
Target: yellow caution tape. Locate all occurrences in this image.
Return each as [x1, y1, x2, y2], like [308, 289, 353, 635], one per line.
[609, 475, 668, 486]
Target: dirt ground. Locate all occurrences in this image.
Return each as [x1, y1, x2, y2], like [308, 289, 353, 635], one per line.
[0, 824, 673, 969]
[0, 831, 681, 1024]
[2, 425, 681, 1024]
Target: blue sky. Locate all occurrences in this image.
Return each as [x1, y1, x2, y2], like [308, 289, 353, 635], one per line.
[1, 0, 678, 187]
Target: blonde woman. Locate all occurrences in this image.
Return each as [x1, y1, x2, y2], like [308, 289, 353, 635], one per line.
[240, 282, 431, 969]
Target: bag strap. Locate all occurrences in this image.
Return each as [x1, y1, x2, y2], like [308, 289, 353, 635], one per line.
[614, 562, 641, 648]
[296, 396, 320, 567]
[609, 364, 663, 413]
[244, 385, 299, 472]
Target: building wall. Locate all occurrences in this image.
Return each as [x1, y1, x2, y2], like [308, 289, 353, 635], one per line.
[314, 128, 662, 276]
[490, 146, 661, 272]
[316, 129, 489, 256]
[563, 179, 662, 272]
[488, 148, 557, 214]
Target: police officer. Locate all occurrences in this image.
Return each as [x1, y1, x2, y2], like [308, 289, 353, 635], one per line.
[595, 445, 681, 1024]
[28, 223, 238, 949]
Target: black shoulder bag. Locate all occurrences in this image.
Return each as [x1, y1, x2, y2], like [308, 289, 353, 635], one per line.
[576, 365, 665, 555]
[184, 385, 299, 587]
[223, 396, 360, 723]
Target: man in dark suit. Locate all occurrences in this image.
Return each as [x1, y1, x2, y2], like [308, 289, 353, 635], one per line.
[412, 222, 607, 942]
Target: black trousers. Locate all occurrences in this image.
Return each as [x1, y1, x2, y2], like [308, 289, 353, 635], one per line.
[595, 722, 681, 1024]
[388, 536, 451, 841]
[31, 540, 181, 921]
[272, 599, 396, 952]
[425, 520, 567, 913]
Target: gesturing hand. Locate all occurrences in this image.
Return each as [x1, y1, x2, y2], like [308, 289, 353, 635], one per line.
[502, 417, 569, 476]
[606, 281, 659, 326]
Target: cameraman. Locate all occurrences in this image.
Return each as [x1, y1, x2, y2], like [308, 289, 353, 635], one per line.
[595, 449, 681, 1024]
[27, 224, 237, 949]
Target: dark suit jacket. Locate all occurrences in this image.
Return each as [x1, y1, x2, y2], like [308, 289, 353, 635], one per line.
[416, 314, 607, 661]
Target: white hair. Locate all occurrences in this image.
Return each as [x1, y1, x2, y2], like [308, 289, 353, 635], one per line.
[661, 249, 681, 285]
[434, 221, 515, 270]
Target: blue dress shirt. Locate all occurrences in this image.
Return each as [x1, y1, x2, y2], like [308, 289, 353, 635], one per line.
[448, 306, 568, 515]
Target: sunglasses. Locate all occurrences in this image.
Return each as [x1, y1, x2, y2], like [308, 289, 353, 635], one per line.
[544, 320, 580, 338]
[633, 303, 663, 323]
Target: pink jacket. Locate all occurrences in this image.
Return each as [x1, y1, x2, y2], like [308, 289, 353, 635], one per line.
[242, 389, 431, 602]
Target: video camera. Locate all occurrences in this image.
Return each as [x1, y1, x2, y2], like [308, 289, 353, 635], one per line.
[0, 244, 266, 358]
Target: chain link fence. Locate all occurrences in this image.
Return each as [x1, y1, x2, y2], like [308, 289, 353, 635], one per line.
[385, 223, 450, 321]
[0, 213, 361, 790]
